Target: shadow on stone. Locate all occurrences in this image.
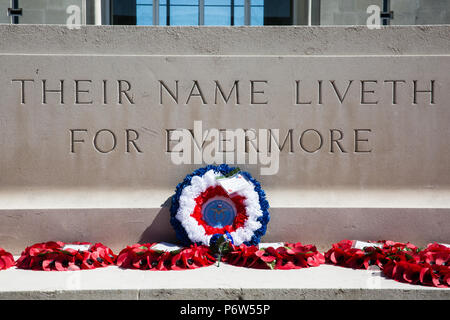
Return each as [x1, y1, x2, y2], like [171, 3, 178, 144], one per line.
[138, 196, 180, 244]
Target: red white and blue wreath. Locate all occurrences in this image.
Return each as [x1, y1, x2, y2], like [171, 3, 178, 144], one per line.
[170, 164, 270, 247]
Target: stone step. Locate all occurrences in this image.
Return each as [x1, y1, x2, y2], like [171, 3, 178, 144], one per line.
[0, 263, 448, 300]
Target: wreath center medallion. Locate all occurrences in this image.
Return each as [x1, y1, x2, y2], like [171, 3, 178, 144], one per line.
[202, 196, 236, 228]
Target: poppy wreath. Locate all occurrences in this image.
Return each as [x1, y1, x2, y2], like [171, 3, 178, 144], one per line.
[116, 243, 216, 270]
[0, 248, 15, 270]
[170, 164, 270, 247]
[324, 239, 420, 270]
[223, 242, 325, 270]
[15, 241, 116, 271]
[382, 243, 450, 288]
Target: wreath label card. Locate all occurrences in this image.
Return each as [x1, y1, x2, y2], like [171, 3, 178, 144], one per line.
[216, 173, 251, 195]
[352, 240, 383, 250]
[151, 242, 183, 252]
[62, 244, 92, 251]
[258, 243, 285, 249]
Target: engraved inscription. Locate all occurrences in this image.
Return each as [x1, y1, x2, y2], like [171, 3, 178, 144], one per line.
[7, 74, 440, 162]
[166, 127, 372, 155]
[12, 79, 437, 107]
[70, 129, 143, 154]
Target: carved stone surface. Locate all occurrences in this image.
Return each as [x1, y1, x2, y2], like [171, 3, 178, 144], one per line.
[0, 25, 449, 253]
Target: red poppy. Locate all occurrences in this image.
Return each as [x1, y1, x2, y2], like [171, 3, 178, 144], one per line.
[155, 251, 173, 270]
[275, 254, 299, 270]
[440, 267, 450, 286]
[325, 240, 368, 269]
[325, 240, 420, 270]
[224, 244, 264, 268]
[117, 243, 155, 269]
[422, 251, 450, 266]
[0, 248, 15, 270]
[427, 265, 450, 288]
[401, 262, 423, 284]
[425, 243, 450, 253]
[419, 243, 449, 266]
[382, 245, 450, 288]
[170, 245, 215, 270]
[255, 248, 278, 263]
[116, 243, 216, 271]
[224, 242, 324, 270]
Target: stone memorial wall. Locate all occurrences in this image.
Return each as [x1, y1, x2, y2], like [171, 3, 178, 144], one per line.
[0, 25, 449, 252]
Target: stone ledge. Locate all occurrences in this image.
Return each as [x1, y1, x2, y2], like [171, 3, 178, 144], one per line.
[0, 263, 448, 300]
[0, 25, 449, 56]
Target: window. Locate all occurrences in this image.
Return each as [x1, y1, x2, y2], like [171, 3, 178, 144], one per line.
[169, 0, 199, 26]
[115, 0, 276, 26]
[204, 0, 232, 26]
[136, 0, 153, 25]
